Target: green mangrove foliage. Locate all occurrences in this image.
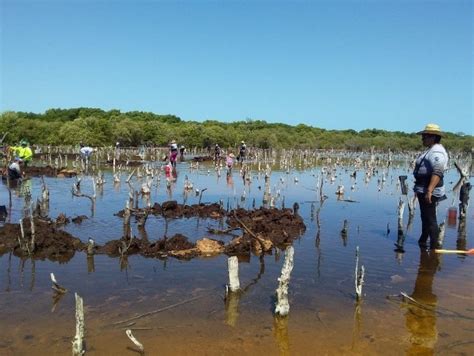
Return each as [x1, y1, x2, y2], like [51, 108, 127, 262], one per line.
[0, 108, 472, 152]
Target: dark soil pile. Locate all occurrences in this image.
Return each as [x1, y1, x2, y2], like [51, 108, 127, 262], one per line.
[96, 234, 197, 260]
[0, 204, 306, 263]
[227, 207, 306, 249]
[24, 166, 77, 178]
[0, 218, 86, 262]
[116, 201, 225, 220]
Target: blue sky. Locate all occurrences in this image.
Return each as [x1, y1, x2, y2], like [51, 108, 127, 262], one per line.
[1, 0, 472, 134]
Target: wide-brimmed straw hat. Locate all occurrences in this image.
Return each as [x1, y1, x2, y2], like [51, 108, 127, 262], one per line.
[417, 123, 443, 137]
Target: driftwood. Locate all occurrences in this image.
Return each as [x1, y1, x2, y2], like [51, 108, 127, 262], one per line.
[198, 188, 208, 204]
[126, 329, 144, 353]
[72, 180, 96, 216]
[386, 291, 474, 320]
[112, 295, 206, 326]
[50, 272, 67, 294]
[232, 211, 272, 252]
[207, 226, 239, 235]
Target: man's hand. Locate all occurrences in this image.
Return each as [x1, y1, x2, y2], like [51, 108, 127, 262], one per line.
[425, 191, 433, 204]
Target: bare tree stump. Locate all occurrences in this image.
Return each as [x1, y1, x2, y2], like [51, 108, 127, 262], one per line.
[72, 293, 85, 355]
[275, 246, 294, 316]
[227, 256, 240, 292]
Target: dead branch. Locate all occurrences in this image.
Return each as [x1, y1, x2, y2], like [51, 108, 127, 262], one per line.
[112, 295, 206, 326]
[207, 226, 240, 235]
[232, 211, 270, 251]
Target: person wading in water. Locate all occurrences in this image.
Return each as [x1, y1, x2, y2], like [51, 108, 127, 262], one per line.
[413, 123, 448, 250]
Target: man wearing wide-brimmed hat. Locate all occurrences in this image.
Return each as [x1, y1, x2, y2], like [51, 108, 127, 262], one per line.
[413, 123, 448, 249]
[238, 140, 247, 163]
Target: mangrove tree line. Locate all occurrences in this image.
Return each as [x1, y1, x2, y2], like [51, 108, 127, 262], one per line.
[0, 108, 472, 152]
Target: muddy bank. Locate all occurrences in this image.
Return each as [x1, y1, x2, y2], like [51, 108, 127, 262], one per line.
[0, 203, 306, 262]
[115, 202, 306, 248]
[227, 207, 306, 249]
[97, 234, 199, 260]
[115, 201, 225, 220]
[25, 166, 77, 178]
[0, 218, 86, 262]
[1, 165, 77, 179]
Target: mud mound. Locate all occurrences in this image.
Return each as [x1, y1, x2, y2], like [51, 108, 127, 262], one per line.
[116, 201, 225, 220]
[0, 219, 86, 262]
[161, 234, 195, 250]
[96, 234, 197, 260]
[24, 166, 77, 178]
[0, 205, 306, 263]
[227, 207, 306, 248]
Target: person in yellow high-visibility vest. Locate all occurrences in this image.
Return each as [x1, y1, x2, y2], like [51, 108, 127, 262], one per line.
[10, 140, 33, 167]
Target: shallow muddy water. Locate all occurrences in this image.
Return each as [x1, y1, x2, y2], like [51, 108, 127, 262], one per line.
[1, 158, 473, 355]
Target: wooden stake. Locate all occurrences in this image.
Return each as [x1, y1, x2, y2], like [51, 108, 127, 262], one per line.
[355, 246, 365, 301]
[227, 256, 240, 293]
[275, 246, 294, 316]
[72, 293, 85, 355]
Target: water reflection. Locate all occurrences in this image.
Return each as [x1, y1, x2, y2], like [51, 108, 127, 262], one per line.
[225, 255, 265, 327]
[456, 219, 467, 255]
[351, 301, 362, 351]
[87, 254, 95, 273]
[273, 315, 289, 356]
[405, 249, 440, 354]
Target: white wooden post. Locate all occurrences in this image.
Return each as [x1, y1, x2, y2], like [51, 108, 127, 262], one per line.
[275, 246, 294, 316]
[72, 293, 85, 355]
[227, 256, 240, 292]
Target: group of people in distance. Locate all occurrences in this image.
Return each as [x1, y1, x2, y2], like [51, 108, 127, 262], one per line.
[214, 140, 247, 172]
[3, 123, 449, 254]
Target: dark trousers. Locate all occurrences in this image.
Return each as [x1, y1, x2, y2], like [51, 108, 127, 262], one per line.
[8, 168, 21, 180]
[417, 193, 439, 249]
